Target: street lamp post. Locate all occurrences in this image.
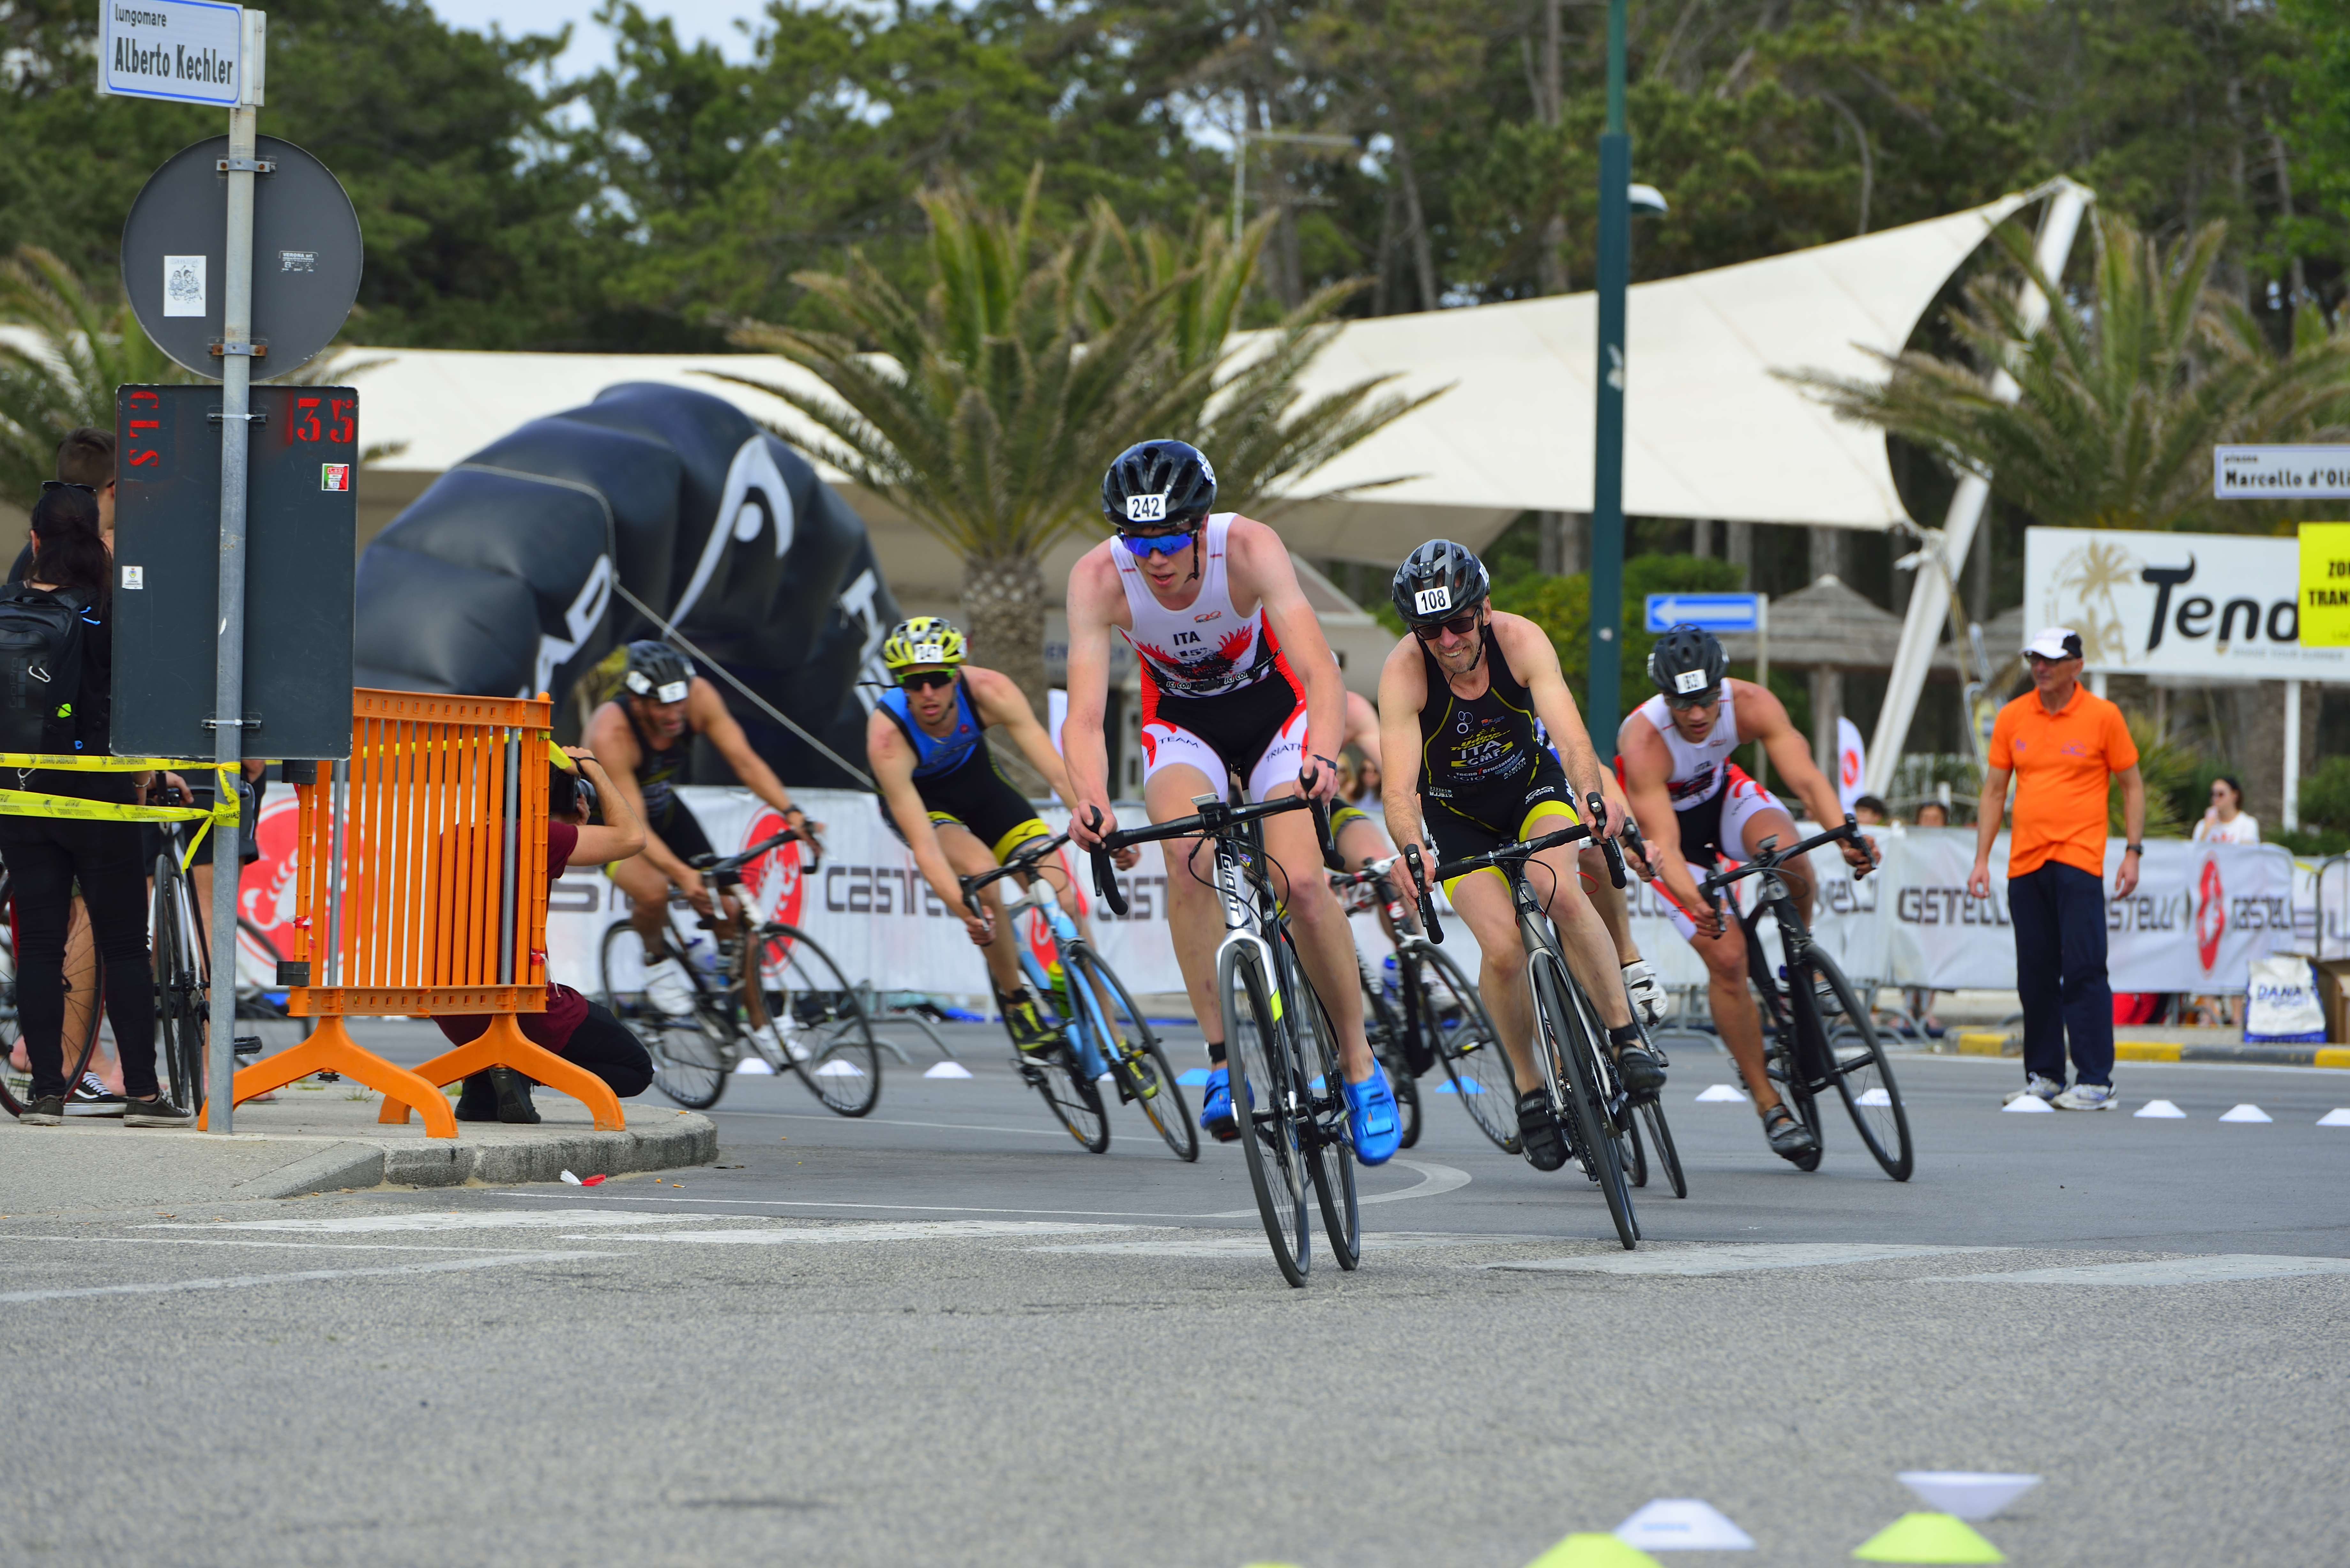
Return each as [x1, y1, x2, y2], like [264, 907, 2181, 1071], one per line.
[1589, 0, 1632, 746]
[1231, 129, 1357, 245]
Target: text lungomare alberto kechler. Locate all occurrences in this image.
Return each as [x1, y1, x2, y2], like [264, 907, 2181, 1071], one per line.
[112, 6, 235, 88]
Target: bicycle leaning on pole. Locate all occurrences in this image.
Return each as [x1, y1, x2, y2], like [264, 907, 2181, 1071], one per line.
[599, 827, 881, 1116]
[1090, 790, 1355, 1288]
[1698, 818, 1913, 1181]
[959, 831, 1195, 1160]
[1406, 796, 1647, 1251]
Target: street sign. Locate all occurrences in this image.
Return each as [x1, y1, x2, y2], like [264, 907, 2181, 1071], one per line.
[121, 133, 362, 379]
[2214, 444, 2350, 500]
[99, 0, 247, 107]
[1645, 592, 1762, 633]
[114, 384, 356, 759]
[2302, 522, 2350, 648]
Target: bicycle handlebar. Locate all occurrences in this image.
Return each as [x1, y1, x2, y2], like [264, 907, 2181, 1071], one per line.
[688, 828, 799, 879]
[1697, 817, 1868, 907]
[958, 830, 1070, 907]
[1084, 784, 1333, 921]
[1401, 843, 1443, 944]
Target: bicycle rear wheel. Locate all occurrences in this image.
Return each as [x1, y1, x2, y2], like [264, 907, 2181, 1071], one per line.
[1221, 940, 1310, 1286]
[760, 924, 881, 1118]
[1413, 945, 1516, 1152]
[1361, 978, 1420, 1150]
[1808, 949, 1914, 1181]
[1069, 948, 1194, 1161]
[1279, 932, 1357, 1272]
[603, 922, 732, 1109]
[1532, 950, 1636, 1250]
[1636, 1098, 1688, 1198]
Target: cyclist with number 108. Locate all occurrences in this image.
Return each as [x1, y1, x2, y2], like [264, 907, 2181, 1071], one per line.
[1616, 625, 1877, 1164]
[1378, 541, 1662, 1172]
[1064, 439, 1404, 1165]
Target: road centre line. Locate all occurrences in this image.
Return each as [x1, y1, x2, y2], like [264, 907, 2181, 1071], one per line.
[0, 1250, 614, 1304]
[1491, 1242, 2003, 1277]
[714, 1109, 1074, 1138]
[588, 1220, 1157, 1245]
[145, 1211, 739, 1233]
[0, 1233, 511, 1253]
[1919, 1254, 2350, 1285]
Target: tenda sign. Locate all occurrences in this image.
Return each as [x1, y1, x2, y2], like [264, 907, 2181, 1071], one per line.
[2023, 527, 2349, 682]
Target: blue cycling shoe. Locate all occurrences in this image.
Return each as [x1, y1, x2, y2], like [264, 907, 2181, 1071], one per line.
[1345, 1063, 1402, 1166]
[1199, 1067, 1240, 1143]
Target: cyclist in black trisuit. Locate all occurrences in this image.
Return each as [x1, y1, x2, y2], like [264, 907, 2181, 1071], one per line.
[1376, 540, 1664, 1172]
[585, 641, 819, 1015]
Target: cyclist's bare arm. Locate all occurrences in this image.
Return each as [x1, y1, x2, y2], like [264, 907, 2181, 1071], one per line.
[1343, 689, 1380, 754]
[867, 714, 992, 944]
[1734, 678, 1873, 871]
[1062, 548, 1124, 849]
[1376, 635, 1434, 879]
[965, 666, 1072, 799]
[1618, 718, 1717, 933]
[1230, 517, 1344, 797]
[691, 676, 814, 840]
[1495, 612, 1614, 833]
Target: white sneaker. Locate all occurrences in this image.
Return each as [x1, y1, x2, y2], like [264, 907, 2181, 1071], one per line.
[2052, 1081, 2118, 1111]
[2003, 1074, 2062, 1106]
[1621, 959, 1665, 1027]
[642, 956, 698, 1017]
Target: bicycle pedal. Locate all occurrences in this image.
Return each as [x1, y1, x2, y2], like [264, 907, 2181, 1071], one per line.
[231, 1035, 264, 1058]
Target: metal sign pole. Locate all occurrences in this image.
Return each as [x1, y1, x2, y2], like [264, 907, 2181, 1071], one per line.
[207, 17, 264, 1133]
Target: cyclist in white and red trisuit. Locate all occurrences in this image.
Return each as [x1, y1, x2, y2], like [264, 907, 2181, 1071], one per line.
[1616, 624, 1877, 1164]
[1063, 439, 1402, 1165]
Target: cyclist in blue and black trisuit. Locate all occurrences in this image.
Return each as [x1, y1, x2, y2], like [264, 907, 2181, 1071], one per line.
[867, 617, 1131, 1054]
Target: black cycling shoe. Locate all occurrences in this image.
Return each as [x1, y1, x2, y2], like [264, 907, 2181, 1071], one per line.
[455, 1073, 500, 1122]
[1516, 1089, 1569, 1172]
[1762, 1103, 1818, 1163]
[1615, 1044, 1667, 1097]
[489, 1066, 540, 1125]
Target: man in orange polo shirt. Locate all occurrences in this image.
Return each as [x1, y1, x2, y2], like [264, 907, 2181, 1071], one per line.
[1967, 628, 2146, 1110]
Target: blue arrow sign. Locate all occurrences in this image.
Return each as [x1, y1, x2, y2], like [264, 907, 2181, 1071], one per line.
[1645, 592, 1762, 634]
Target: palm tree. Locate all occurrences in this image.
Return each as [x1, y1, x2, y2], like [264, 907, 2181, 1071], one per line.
[1791, 210, 2350, 535]
[713, 177, 1439, 711]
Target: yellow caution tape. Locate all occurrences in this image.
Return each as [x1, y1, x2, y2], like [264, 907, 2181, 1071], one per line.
[0, 755, 242, 871]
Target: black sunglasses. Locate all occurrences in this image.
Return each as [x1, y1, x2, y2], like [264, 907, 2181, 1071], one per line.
[1664, 686, 1720, 711]
[1411, 612, 1481, 641]
[899, 670, 956, 693]
[40, 480, 94, 495]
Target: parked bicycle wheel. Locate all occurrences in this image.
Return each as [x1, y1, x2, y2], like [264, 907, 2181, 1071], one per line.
[1280, 931, 1357, 1271]
[1068, 947, 1194, 1162]
[1220, 939, 1311, 1286]
[1532, 949, 1636, 1250]
[152, 857, 207, 1114]
[1412, 946, 1516, 1151]
[1806, 948, 1914, 1181]
[758, 924, 882, 1118]
[1360, 976, 1421, 1150]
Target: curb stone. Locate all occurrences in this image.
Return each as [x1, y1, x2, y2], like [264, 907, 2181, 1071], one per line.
[226, 1112, 718, 1198]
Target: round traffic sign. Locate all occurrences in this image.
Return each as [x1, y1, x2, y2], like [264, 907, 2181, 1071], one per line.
[121, 134, 364, 379]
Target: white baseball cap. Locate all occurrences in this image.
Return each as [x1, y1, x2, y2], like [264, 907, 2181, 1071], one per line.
[2022, 627, 2085, 661]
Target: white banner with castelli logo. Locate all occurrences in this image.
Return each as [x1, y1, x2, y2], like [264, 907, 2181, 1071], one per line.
[1884, 829, 2301, 992]
[230, 791, 2305, 1008]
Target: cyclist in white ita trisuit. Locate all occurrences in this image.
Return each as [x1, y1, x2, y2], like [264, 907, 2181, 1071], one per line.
[1063, 439, 1403, 1165]
[1616, 624, 1877, 1164]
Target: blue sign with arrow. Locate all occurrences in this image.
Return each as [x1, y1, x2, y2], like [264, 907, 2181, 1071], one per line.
[1645, 592, 1762, 634]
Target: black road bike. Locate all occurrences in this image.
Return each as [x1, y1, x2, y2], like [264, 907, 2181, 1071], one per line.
[1699, 818, 1913, 1181]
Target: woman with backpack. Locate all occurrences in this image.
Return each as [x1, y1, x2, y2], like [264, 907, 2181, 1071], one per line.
[5, 486, 186, 1126]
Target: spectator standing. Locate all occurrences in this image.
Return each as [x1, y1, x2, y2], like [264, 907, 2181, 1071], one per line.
[2191, 775, 2259, 846]
[1968, 628, 2145, 1111]
[4, 488, 184, 1126]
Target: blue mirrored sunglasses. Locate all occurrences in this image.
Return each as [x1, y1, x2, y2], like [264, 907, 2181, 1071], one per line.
[1118, 527, 1197, 558]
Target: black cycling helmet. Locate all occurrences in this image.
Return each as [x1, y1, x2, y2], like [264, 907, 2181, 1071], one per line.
[623, 640, 696, 704]
[1101, 439, 1217, 532]
[1391, 539, 1490, 629]
[1647, 623, 1728, 699]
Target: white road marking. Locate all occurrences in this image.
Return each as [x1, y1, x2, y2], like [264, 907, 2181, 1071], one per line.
[592, 1221, 1155, 1245]
[1926, 1254, 2350, 1286]
[0, 1250, 613, 1304]
[1032, 1230, 1535, 1259]
[0, 1234, 503, 1253]
[144, 1211, 743, 1234]
[1490, 1242, 1998, 1277]
[716, 1109, 1073, 1138]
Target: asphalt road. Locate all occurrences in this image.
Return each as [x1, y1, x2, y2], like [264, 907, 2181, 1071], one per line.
[6, 1028, 2350, 1567]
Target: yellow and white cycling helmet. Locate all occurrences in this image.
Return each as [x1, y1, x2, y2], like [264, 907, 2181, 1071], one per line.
[881, 616, 968, 679]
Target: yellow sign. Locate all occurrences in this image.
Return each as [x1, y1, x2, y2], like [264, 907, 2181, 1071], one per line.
[2303, 523, 2350, 646]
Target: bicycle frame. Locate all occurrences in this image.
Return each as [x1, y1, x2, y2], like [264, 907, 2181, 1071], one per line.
[995, 870, 1114, 1079]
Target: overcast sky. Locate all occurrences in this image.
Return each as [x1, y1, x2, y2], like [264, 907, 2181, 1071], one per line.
[424, 0, 766, 79]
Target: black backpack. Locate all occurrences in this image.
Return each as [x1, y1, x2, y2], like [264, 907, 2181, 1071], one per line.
[0, 584, 90, 756]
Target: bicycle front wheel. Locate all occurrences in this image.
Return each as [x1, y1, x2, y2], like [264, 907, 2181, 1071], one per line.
[1412, 945, 1516, 1152]
[1532, 950, 1636, 1250]
[1221, 940, 1310, 1286]
[1636, 1097, 1688, 1199]
[1808, 949, 1914, 1181]
[759, 924, 881, 1118]
[1069, 948, 1194, 1161]
[1278, 932, 1357, 1272]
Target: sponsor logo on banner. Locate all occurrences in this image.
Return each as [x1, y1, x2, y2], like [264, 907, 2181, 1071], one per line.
[2197, 856, 2226, 971]
[238, 790, 370, 987]
[741, 810, 805, 929]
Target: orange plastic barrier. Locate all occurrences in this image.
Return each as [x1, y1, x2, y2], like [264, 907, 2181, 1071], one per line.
[206, 689, 623, 1135]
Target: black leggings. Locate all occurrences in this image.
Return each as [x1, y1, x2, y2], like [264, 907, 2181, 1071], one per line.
[559, 1001, 654, 1098]
[0, 817, 158, 1101]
